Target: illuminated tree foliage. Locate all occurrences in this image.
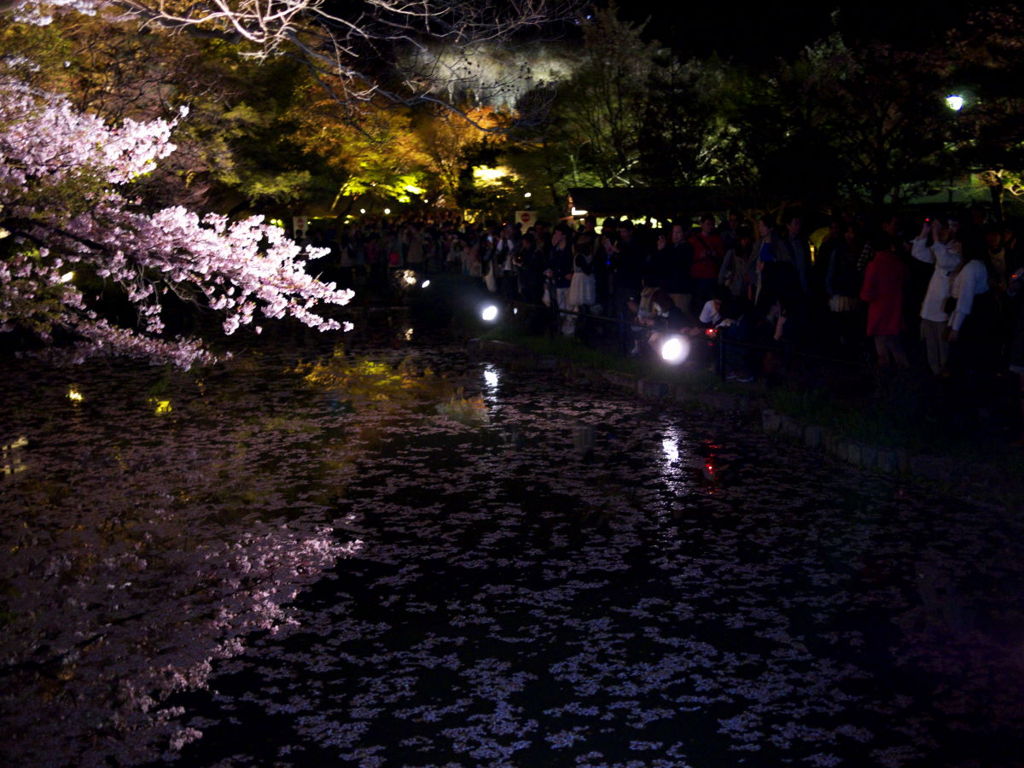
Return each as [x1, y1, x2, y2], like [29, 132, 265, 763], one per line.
[794, 37, 950, 206]
[636, 54, 753, 192]
[940, 6, 1024, 214]
[10, 0, 571, 108]
[1, 8, 348, 212]
[554, 6, 655, 187]
[287, 84, 434, 209]
[415, 105, 508, 207]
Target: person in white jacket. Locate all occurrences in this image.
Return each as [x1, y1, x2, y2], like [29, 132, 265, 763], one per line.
[944, 237, 997, 404]
[948, 257, 991, 341]
[911, 218, 962, 375]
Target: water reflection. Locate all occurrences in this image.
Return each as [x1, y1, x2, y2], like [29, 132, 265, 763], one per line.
[658, 424, 694, 501]
[660, 424, 687, 468]
[298, 348, 451, 406]
[1, 435, 28, 476]
[482, 364, 500, 403]
[662, 434, 680, 464]
[8, 341, 1022, 768]
[0, 350, 369, 767]
[149, 398, 173, 415]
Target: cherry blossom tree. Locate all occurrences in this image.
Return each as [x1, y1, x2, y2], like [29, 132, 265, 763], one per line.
[0, 0, 576, 367]
[0, 77, 354, 368]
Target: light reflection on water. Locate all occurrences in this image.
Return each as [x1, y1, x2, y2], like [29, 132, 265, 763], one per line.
[662, 434, 680, 464]
[1, 435, 28, 476]
[483, 364, 500, 395]
[655, 425, 688, 535]
[660, 424, 688, 486]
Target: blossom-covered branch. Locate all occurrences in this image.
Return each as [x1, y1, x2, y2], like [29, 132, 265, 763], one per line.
[0, 77, 353, 367]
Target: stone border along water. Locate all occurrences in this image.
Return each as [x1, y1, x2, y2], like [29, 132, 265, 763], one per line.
[467, 337, 1011, 513]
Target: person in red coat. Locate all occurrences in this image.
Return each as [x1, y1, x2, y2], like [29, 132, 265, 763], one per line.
[860, 242, 910, 368]
[688, 213, 726, 316]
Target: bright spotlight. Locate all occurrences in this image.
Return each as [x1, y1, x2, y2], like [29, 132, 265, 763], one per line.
[384, 207, 391, 215]
[946, 94, 965, 112]
[481, 304, 500, 322]
[421, 279, 431, 288]
[659, 335, 690, 365]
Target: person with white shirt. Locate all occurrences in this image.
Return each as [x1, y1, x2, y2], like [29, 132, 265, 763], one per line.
[948, 258, 990, 341]
[911, 218, 962, 375]
[947, 247, 996, 390]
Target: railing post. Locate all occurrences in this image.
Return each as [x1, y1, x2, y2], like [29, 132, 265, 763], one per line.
[718, 333, 727, 381]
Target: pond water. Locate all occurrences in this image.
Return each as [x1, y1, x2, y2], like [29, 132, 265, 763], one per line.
[2, 325, 1023, 768]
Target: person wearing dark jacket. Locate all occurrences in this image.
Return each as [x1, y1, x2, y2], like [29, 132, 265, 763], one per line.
[664, 222, 695, 318]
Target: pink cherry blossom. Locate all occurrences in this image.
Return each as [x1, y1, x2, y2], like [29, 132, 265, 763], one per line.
[1, 77, 353, 368]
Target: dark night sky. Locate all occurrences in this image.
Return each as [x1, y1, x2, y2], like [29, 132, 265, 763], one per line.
[610, 0, 997, 64]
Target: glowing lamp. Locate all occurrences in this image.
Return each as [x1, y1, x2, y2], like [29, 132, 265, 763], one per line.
[481, 304, 500, 322]
[946, 94, 965, 112]
[421, 279, 431, 288]
[659, 335, 690, 364]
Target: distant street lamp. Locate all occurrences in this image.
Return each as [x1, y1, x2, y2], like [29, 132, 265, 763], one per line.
[944, 93, 967, 202]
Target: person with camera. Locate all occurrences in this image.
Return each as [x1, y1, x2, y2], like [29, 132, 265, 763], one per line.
[911, 217, 962, 376]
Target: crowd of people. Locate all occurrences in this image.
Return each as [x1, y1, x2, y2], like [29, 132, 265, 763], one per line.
[306, 205, 1024, 443]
